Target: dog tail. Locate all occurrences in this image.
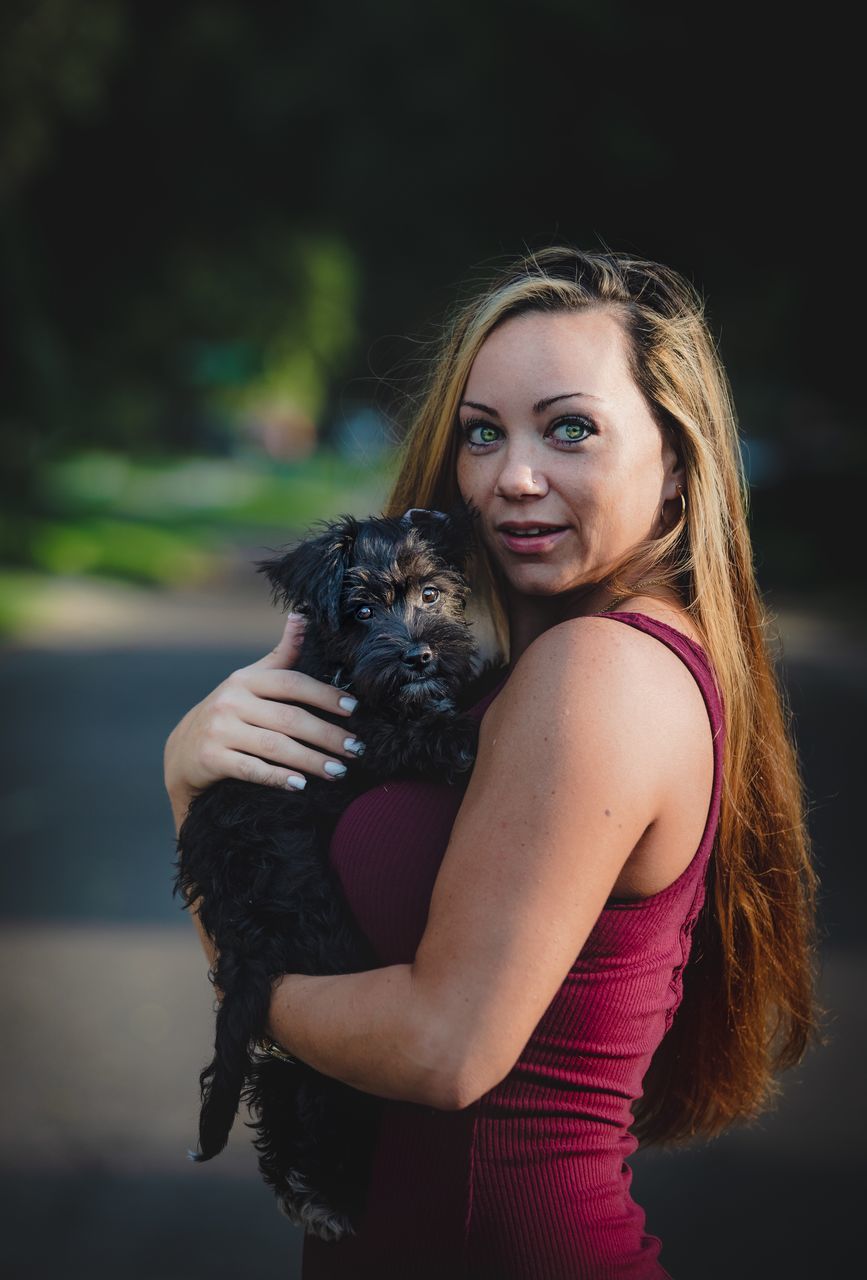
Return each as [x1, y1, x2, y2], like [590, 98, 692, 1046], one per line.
[190, 952, 271, 1163]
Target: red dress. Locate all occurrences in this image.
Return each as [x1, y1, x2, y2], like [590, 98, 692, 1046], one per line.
[302, 613, 725, 1279]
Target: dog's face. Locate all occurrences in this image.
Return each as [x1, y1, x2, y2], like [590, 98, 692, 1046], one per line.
[258, 509, 478, 710]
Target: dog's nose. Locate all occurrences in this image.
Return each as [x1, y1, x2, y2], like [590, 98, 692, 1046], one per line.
[403, 643, 434, 672]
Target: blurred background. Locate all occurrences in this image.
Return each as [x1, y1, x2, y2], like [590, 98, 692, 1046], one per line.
[0, 2, 862, 1277]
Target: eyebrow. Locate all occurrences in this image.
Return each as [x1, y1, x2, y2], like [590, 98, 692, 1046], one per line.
[459, 392, 600, 418]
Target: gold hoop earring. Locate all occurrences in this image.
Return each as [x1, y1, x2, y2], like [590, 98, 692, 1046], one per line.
[676, 484, 687, 522]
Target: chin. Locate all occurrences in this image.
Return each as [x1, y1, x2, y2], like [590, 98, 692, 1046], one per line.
[500, 564, 587, 598]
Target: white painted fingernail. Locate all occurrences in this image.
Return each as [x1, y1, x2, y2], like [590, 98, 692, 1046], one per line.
[338, 696, 358, 713]
[324, 761, 347, 778]
[343, 737, 365, 755]
[286, 775, 306, 790]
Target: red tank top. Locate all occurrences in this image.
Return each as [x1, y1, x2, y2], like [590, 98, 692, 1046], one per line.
[302, 613, 725, 1279]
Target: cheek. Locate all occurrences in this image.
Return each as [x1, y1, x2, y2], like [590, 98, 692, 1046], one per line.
[455, 453, 479, 504]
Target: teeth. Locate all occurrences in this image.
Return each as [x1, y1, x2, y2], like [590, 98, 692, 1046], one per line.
[505, 527, 556, 536]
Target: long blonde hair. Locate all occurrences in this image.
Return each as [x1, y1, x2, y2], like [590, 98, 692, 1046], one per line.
[385, 246, 819, 1143]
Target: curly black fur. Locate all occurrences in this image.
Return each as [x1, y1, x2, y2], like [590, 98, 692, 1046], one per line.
[174, 506, 488, 1240]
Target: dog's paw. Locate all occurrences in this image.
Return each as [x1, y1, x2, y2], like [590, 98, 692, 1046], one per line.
[451, 720, 480, 771]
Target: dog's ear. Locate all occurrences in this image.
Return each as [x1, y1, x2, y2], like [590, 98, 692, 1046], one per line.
[402, 503, 477, 571]
[255, 516, 358, 628]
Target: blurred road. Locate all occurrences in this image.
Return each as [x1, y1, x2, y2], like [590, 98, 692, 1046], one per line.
[1, 574, 863, 1279]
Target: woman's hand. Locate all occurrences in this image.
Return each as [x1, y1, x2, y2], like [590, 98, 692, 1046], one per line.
[163, 613, 363, 827]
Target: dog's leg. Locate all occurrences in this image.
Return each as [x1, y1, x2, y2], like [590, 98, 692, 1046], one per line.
[245, 1055, 380, 1241]
[191, 942, 273, 1162]
[178, 780, 377, 1183]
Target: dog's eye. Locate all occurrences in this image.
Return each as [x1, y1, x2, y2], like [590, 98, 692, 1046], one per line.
[355, 605, 374, 621]
[421, 587, 440, 605]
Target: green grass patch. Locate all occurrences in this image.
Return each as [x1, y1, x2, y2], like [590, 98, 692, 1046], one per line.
[0, 571, 54, 637]
[29, 518, 218, 586]
[7, 449, 394, 593]
[39, 449, 393, 530]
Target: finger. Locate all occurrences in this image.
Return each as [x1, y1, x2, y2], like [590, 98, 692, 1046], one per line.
[255, 613, 307, 672]
[245, 667, 359, 717]
[234, 693, 365, 760]
[222, 748, 310, 791]
[232, 727, 351, 783]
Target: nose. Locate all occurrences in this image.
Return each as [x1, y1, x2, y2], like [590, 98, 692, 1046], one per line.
[493, 446, 549, 500]
[403, 642, 434, 672]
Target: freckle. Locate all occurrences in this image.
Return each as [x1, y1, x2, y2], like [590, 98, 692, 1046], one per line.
[604, 809, 611, 817]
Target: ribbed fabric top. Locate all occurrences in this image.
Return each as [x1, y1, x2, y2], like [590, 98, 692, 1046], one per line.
[302, 613, 725, 1280]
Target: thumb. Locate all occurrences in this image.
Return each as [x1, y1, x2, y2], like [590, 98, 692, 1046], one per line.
[258, 611, 307, 670]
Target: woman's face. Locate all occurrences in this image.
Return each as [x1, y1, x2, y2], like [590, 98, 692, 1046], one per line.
[455, 308, 683, 606]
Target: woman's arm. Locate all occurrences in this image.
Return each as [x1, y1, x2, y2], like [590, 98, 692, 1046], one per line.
[171, 615, 371, 1006]
[264, 616, 704, 1109]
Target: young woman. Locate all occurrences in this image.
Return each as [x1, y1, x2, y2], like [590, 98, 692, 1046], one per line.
[164, 247, 818, 1278]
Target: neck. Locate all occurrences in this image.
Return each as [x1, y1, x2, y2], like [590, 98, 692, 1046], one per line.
[505, 580, 616, 666]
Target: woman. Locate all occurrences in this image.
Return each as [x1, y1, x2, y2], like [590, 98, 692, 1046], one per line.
[164, 247, 818, 1278]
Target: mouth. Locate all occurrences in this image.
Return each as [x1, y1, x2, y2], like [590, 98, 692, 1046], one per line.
[399, 673, 449, 702]
[403, 671, 442, 688]
[496, 522, 570, 555]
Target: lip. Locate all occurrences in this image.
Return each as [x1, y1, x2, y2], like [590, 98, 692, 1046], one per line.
[496, 522, 570, 555]
[400, 674, 444, 695]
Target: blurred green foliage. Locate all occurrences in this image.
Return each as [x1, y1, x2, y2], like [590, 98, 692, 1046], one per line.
[41, 449, 391, 535]
[0, 0, 859, 596]
[0, 447, 392, 634]
[29, 518, 213, 584]
[28, 448, 391, 578]
[0, 438, 396, 639]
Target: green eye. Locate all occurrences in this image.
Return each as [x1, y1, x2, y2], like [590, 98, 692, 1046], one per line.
[465, 421, 500, 446]
[551, 418, 592, 443]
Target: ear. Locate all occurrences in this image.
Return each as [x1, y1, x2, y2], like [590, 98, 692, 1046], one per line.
[662, 471, 686, 506]
[402, 501, 477, 571]
[660, 421, 686, 503]
[255, 516, 358, 628]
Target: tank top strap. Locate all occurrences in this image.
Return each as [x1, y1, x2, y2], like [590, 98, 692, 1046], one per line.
[595, 611, 726, 909]
[595, 610, 724, 739]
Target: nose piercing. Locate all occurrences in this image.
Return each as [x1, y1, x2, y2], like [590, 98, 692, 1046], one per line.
[497, 468, 546, 496]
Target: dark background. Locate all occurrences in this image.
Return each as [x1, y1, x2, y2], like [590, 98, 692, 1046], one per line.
[1, 3, 862, 1277]
[3, 0, 863, 589]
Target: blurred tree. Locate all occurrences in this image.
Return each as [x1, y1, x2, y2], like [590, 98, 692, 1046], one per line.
[0, 0, 859, 584]
[1, 0, 128, 559]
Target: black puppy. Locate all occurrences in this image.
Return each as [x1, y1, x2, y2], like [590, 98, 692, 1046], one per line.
[174, 507, 483, 1240]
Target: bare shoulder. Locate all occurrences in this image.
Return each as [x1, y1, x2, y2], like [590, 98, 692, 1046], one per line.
[472, 610, 714, 900]
[505, 611, 700, 702]
[482, 611, 710, 762]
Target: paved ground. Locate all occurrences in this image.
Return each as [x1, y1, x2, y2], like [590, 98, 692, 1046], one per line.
[1, 573, 864, 1278]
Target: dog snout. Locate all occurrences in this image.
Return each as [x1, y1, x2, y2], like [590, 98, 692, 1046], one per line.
[402, 642, 435, 672]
